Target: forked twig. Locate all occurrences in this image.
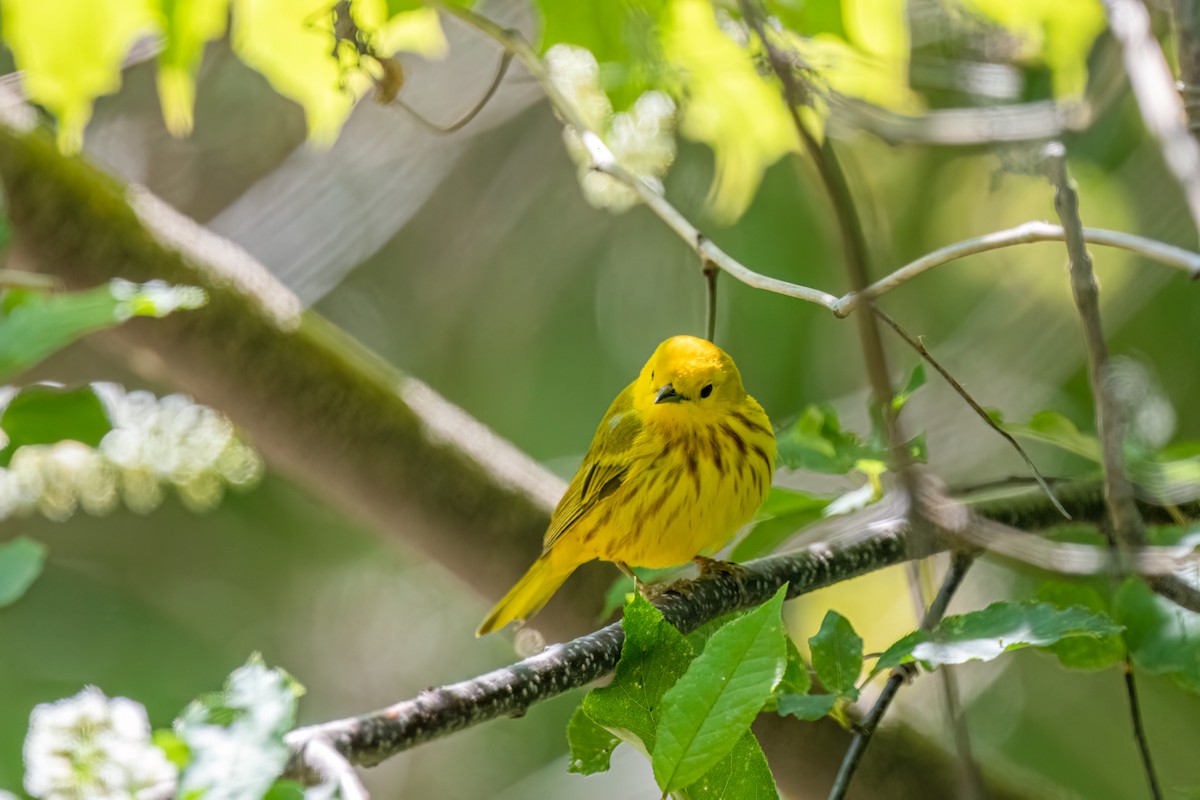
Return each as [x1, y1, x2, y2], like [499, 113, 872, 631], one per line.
[828, 552, 976, 800]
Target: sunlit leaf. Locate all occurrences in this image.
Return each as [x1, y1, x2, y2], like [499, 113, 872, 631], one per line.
[0, 536, 47, 608]
[352, 1, 448, 61]
[1, 0, 158, 152]
[567, 707, 620, 775]
[957, 0, 1105, 98]
[231, 0, 360, 144]
[809, 610, 863, 698]
[662, 0, 797, 222]
[1114, 577, 1200, 695]
[653, 587, 786, 793]
[0, 281, 207, 382]
[157, 0, 231, 135]
[0, 384, 112, 467]
[876, 601, 1123, 672]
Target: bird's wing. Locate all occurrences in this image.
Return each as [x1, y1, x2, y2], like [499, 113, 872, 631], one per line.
[542, 383, 644, 551]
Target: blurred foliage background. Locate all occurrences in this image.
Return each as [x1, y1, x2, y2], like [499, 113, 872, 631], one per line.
[0, 0, 1199, 797]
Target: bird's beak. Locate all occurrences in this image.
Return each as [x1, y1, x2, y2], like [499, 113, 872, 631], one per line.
[655, 383, 684, 404]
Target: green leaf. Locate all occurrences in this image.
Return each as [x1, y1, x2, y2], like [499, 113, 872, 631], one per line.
[0, 0, 157, 152]
[567, 707, 620, 775]
[685, 610, 746, 654]
[776, 406, 868, 474]
[776, 692, 837, 721]
[876, 601, 1124, 672]
[652, 587, 787, 793]
[779, 636, 811, 696]
[1034, 581, 1125, 670]
[261, 780, 305, 800]
[732, 488, 829, 561]
[0, 536, 47, 608]
[1000, 410, 1103, 463]
[536, 0, 667, 110]
[959, 0, 1105, 99]
[0, 384, 112, 467]
[597, 566, 681, 623]
[1114, 577, 1200, 694]
[0, 280, 207, 381]
[582, 593, 694, 751]
[892, 363, 926, 413]
[157, 0, 231, 136]
[152, 729, 191, 770]
[677, 729, 779, 800]
[809, 610, 863, 697]
[662, 0, 798, 222]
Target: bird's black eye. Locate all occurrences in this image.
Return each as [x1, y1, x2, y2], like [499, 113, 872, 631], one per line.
[700, 383, 713, 398]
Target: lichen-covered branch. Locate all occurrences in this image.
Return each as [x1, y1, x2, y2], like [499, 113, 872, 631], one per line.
[283, 527, 918, 776]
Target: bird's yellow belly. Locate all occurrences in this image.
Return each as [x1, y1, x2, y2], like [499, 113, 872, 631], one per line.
[567, 452, 769, 570]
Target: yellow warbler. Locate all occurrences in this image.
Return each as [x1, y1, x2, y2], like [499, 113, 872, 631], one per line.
[477, 335, 776, 636]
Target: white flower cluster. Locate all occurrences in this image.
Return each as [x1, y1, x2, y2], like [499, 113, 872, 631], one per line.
[23, 687, 176, 800]
[546, 44, 677, 212]
[0, 384, 262, 521]
[175, 660, 299, 800]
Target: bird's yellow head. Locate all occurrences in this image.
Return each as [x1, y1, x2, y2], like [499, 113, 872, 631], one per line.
[635, 335, 747, 423]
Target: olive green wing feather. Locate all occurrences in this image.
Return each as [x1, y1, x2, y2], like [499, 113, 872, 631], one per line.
[543, 383, 644, 551]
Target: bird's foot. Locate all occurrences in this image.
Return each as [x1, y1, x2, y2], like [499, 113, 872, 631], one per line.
[693, 555, 747, 579]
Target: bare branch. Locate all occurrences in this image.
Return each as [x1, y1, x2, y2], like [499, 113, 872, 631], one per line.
[1044, 144, 1148, 558]
[829, 552, 976, 800]
[834, 222, 1200, 316]
[1103, 0, 1200, 240]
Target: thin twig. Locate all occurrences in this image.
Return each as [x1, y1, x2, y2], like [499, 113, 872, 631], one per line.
[0, 269, 57, 289]
[300, 738, 371, 800]
[1103, 0, 1200, 240]
[742, 1, 901, 440]
[874, 307, 1069, 518]
[1044, 144, 1147, 559]
[835, 222, 1200, 316]
[703, 261, 718, 343]
[937, 663, 986, 800]
[829, 552, 976, 800]
[1047, 142, 1166, 798]
[1123, 654, 1164, 800]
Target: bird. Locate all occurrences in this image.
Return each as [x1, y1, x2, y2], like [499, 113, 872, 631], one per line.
[477, 334, 776, 636]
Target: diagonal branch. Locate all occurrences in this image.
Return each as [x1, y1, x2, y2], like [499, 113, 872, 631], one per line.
[828, 551, 976, 800]
[283, 516, 918, 776]
[1103, 0, 1200, 241]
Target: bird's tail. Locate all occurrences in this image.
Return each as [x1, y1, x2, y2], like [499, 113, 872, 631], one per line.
[476, 554, 573, 637]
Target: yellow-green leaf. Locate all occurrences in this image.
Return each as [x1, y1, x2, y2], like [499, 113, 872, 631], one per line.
[1, 0, 158, 152]
[231, 0, 360, 145]
[156, 0, 231, 136]
[957, 0, 1105, 99]
[662, 0, 797, 223]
